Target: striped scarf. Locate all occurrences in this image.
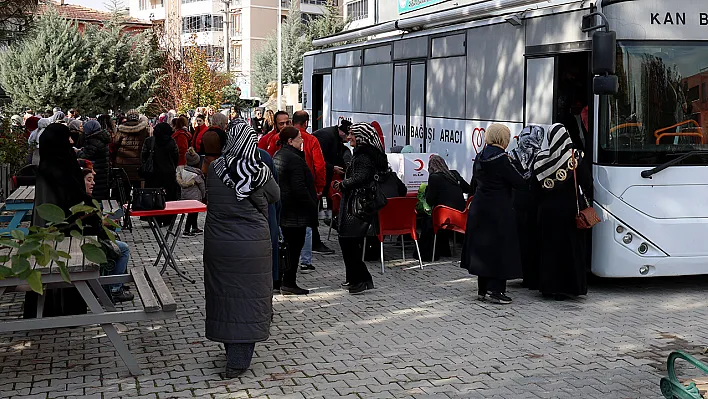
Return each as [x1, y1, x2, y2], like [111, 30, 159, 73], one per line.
[350, 122, 384, 153]
[211, 118, 273, 200]
[533, 123, 573, 182]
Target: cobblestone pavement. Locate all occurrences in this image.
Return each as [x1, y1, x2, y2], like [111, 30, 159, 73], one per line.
[2, 215, 708, 398]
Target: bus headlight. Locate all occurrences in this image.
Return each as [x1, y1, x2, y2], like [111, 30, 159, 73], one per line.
[622, 233, 633, 244]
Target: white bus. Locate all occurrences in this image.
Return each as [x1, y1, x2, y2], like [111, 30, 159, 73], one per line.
[302, 0, 708, 278]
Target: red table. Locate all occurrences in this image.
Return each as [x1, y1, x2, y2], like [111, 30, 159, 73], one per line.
[129, 200, 206, 283]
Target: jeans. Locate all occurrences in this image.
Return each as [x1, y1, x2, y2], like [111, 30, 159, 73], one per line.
[299, 227, 312, 266]
[111, 240, 130, 293]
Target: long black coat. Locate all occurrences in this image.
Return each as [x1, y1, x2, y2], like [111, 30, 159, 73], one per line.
[141, 136, 180, 201]
[338, 145, 388, 238]
[536, 158, 592, 296]
[204, 166, 279, 343]
[77, 129, 111, 200]
[461, 145, 526, 280]
[273, 144, 318, 228]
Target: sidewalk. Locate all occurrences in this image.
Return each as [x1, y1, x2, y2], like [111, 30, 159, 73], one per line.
[1, 216, 706, 398]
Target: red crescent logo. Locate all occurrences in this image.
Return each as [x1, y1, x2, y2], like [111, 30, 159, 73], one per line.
[471, 127, 486, 154]
[414, 159, 424, 171]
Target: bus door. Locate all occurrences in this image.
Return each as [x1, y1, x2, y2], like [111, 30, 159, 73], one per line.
[393, 61, 426, 151]
[312, 73, 331, 131]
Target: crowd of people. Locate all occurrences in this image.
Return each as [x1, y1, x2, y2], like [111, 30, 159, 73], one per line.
[10, 101, 593, 378]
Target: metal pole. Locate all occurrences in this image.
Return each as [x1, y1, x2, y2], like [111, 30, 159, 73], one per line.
[222, 0, 230, 72]
[277, 0, 282, 111]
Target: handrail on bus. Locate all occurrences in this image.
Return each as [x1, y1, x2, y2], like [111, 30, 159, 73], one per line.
[654, 120, 704, 145]
[609, 122, 642, 134]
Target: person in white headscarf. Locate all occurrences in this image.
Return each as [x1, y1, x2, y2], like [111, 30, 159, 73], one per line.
[532, 123, 592, 300]
[29, 117, 51, 166]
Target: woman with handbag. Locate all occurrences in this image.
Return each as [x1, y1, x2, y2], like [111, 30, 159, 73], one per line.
[532, 123, 593, 300]
[141, 122, 180, 226]
[461, 124, 527, 305]
[204, 117, 279, 378]
[332, 123, 389, 295]
[273, 126, 318, 295]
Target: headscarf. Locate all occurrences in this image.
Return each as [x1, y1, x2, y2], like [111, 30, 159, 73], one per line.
[25, 116, 39, 135]
[509, 125, 545, 173]
[68, 119, 82, 132]
[153, 122, 173, 145]
[371, 121, 386, 150]
[533, 123, 574, 183]
[10, 115, 22, 126]
[349, 122, 384, 153]
[211, 118, 272, 200]
[83, 120, 101, 136]
[401, 145, 415, 153]
[428, 155, 457, 184]
[29, 118, 51, 146]
[49, 111, 65, 123]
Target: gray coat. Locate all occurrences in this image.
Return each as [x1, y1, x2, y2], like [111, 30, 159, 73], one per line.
[203, 165, 280, 344]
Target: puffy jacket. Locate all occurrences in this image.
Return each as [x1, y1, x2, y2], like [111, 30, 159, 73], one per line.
[177, 165, 205, 201]
[266, 128, 326, 194]
[273, 144, 318, 228]
[172, 128, 191, 166]
[77, 129, 111, 200]
[114, 118, 149, 181]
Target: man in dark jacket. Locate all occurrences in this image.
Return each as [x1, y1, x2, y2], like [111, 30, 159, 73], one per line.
[313, 119, 352, 199]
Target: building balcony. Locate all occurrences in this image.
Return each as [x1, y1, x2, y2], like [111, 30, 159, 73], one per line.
[230, 30, 242, 40]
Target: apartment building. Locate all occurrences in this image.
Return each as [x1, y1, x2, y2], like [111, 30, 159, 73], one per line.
[129, 0, 339, 99]
[344, 0, 484, 30]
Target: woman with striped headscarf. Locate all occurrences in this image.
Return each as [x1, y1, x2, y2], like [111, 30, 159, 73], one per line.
[532, 123, 592, 300]
[332, 122, 390, 295]
[204, 117, 280, 378]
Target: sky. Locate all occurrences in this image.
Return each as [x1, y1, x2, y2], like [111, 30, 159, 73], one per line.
[62, 0, 118, 11]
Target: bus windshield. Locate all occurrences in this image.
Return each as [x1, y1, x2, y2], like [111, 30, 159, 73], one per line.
[599, 41, 708, 165]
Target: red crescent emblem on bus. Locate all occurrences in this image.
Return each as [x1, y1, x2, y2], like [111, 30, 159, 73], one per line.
[471, 127, 486, 154]
[414, 159, 424, 171]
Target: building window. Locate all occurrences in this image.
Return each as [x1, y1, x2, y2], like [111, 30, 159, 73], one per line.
[302, 0, 336, 5]
[231, 45, 242, 66]
[186, 45, 224, 61]
[346, 0, 367, 21]
[230, 13, 241, 37]
[182, 0, 207, 3]
[181, 15, 224, 33]
[139, 0, 164, 10]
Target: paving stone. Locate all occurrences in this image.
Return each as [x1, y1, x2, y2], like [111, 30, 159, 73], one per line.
[1, 220, 705, 398]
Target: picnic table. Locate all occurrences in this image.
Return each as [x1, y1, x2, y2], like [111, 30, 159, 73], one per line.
[0, 235, 177, 376]
[0, 186, 35, 235]
[129, 200, 206, 284]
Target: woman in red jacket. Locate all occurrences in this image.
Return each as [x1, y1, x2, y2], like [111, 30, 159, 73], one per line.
[171, 115, 192, 166]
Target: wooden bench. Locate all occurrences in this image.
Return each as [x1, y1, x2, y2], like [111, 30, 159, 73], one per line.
[0, 236, 177, 376]
[661, 351, 708, 398]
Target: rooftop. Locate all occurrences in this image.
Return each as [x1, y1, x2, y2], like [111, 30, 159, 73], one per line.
[41, 1, 152, 27]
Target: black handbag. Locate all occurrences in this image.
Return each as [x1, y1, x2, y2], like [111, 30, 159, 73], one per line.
[138, 137, 155, 178]
[352, 172, 388, 221]
[131, 188, 166, 211]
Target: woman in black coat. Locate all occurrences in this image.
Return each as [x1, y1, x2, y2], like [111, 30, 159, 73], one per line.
[461, 124, 526, 304]
[532, 123, 592, 300]
[418, 155, 472, 261]
[141, 123, 179, 226]
[273, 126, 318, 295]
[77, 120, 111, 200]
[333, 123, 389, 295]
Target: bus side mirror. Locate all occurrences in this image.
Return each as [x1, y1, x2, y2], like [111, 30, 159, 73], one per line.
[592, 30, 616, 75]
[594, 75, 618, 95]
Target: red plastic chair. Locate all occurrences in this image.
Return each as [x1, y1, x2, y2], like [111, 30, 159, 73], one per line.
[363, 196, 422, 274]
[431, 205, 468, 262]
[327, 192, 342, 241]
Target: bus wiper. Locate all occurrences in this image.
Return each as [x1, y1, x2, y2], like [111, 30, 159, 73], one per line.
[641, 150, 708, 178]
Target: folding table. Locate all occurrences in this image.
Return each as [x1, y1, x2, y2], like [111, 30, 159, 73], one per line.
[128, 200, 206, 283]
[0, 186, 35, 235]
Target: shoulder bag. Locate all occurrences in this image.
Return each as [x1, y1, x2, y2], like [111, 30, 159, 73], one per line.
[573, 153, 601, 229]
[352, 172, 388, 221]
[131, 188, 166, 211]
[138, 137, 155, 178]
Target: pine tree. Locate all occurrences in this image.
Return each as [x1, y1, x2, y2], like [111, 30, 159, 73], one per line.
[0, 9, 93, 113]
[308, 2, 350, 48]
[85, 10, 163, 115]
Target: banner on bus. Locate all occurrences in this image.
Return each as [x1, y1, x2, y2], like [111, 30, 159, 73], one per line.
[398, 0, 447, 14]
